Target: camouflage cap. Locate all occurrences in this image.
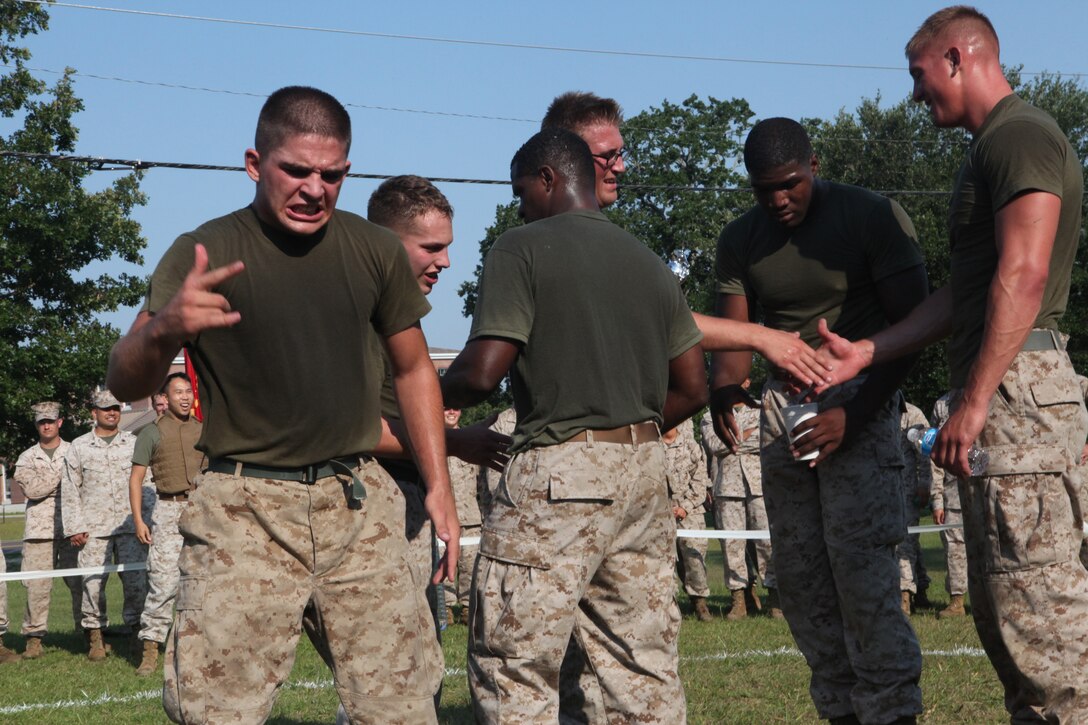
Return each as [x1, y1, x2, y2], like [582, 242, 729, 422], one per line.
[92, 390, 121, 409]
[31, 401, 62, 422]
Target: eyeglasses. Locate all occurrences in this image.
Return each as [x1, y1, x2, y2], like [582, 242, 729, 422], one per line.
[591, 147, 629, 169]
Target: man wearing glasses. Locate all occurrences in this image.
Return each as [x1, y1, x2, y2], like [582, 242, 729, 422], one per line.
[542, 91, 628, 209]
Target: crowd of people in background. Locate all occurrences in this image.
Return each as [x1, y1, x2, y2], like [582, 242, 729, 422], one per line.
[0, 5, 1086, 724]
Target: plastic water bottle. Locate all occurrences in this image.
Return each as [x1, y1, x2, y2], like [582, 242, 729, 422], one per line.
[906, 425, 989, 476]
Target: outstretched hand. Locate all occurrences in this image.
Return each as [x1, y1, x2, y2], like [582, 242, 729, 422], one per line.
[153, 244, 245, 347]
[813, 319, 870, 392]
[448, 421, 512, 472]
[756, 327, 833, 388]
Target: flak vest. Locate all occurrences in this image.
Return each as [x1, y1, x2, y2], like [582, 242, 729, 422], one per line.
[150, 414, 205, 495]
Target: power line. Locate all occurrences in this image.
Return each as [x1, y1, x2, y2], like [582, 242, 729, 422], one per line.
[6, 63, 969, 148]
[0, 150, 954, 196]
[20, 0, 1084, 77]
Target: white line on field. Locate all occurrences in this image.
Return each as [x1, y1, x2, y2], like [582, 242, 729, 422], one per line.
[0, 651, 984, 715]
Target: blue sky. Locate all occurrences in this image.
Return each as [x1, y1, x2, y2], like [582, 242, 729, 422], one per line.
[7, 0, 1086, 348]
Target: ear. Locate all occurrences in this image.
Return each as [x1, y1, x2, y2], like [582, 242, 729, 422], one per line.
[539, 165, 556, 191]
[244, 148, 261, 182]
[809, 154, 820, 176]
[946, 47, 961, 76]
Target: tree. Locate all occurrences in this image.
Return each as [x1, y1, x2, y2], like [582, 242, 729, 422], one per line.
[0, 2, 147, 460]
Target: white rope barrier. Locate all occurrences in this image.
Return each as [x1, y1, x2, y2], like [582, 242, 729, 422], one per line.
[0, 522, 963, 582]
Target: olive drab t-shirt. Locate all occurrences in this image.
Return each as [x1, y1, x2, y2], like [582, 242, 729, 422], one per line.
[146, 206, 430, 466]
[947, 94, 1084, 387]
[716, 180, 924, 348]
[469, 209, 702, 453]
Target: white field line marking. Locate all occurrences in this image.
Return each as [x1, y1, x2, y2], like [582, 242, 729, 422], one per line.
[0, 650, 984, 714]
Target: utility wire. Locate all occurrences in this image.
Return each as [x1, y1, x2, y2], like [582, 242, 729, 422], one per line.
[6, 63, 970, 148]
[19, 1, 1084, 77]
[1, 150, 954, 196]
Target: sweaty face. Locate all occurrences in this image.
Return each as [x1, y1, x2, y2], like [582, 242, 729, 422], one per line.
[165, 378, 194, 419]
[92, 406, 121, 432]
[579, 122, 625, 208]
[511, 169, 550, 223]
[394, 210, 454, 295]
[908, 45, 961, 128]
[750, 157, 818, 229]
[246, 133, 350, 237]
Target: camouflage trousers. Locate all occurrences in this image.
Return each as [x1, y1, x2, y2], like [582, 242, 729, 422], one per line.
[396, 476, 444, 633]
[442, 524, 479, 608]
[163, 462, 442, 725]
[761, 381, 922, 723]
[78, 533, 147, 631]
[675, 515, 709, 598]
[939, 507, 967, 596]
[139, 498, 186, 643]
[21, 538, 81, 636]
[896, 494, 930, 594]
[470, 434, 686, 724]
[954, 343, 1088, 723]
[713, 496, 776, 590]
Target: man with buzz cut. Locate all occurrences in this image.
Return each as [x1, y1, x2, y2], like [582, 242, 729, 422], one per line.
[13, 401, 83, 659]
[819, 6, 1088, 721]
[443, 127, 707, 723]
[106, 85, 457, 724]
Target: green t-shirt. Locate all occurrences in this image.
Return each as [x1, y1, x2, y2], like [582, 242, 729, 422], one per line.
[470, 209, 702, 452]
[716, 180, 923, 347]
[131, 423, 161, 467]
[947, 94, 1084, 386]
[146, 206, 430, 466]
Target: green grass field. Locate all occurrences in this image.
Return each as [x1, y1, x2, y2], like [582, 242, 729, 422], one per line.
[0, 515, 1007, 723]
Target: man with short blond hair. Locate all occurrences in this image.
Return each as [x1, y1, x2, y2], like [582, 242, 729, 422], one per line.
[820, 6, 1088, 721]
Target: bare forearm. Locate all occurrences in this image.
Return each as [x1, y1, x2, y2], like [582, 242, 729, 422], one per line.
[710, 350, 752, 390]
[107, 313, 182, 401]
[128, 466, 148, 526]
[864, 286, 956, 366]
[694, 313, 760, 351]
[393, 365, 451, 494]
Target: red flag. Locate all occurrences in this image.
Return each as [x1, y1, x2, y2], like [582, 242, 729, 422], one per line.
[183, 349, 203, 422]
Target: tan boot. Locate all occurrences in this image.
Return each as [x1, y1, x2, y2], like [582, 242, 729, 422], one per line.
[939, 594, 966, 618]
[136, 639, 159, 677]
[745, 585, 763, 613]
[459, 606, 470, 626]
[726, 589, 748, 620]
[765, 587, 786, 619]
[0, 641, 20, 664]
[901, 591, 912, 616]
[86, 628, 107, 662]
[23, 637, 44, 659]
[691, 596, 714, 622]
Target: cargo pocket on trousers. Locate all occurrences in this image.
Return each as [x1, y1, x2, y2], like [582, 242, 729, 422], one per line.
[976, 444, 1074, 572]
[164, 576, 206, 724]
[475, 529, 554, 659]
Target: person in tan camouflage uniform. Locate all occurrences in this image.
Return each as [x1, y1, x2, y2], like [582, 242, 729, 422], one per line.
[664, 419, 713, 621]
[13, 401, 82, 658]
[707, 383, 781, 620]
[897, 400, 932, 615]
[928, 392, 967, 618]
[442, 407, 483, 624]
[129, 373, 204, 676]
[62, 390, 149, 661]
[0, 544, 16, 663]
[443, 128, 706, 724]
[820, 8, 1088, 720]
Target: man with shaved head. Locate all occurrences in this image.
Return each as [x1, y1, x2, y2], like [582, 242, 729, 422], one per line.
[821, 6, 1088, 721]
